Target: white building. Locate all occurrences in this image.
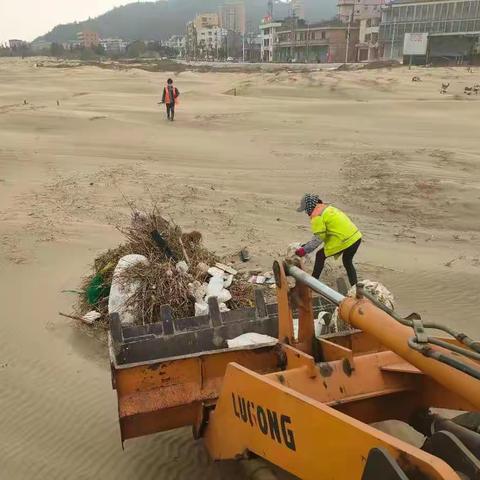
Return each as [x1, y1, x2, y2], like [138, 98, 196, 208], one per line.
[197, 26, 228, 56]
[259, 19, 283, 62]
[99, 38, 128, 53]
[165, 35, 186, 52]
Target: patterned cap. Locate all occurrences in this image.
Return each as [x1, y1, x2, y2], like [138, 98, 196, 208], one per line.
[296, 194, 320, 216]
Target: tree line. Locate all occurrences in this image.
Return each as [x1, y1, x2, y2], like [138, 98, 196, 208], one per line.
[0, 41, 177, 60]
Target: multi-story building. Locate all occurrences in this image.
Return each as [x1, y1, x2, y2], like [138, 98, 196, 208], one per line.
[8, 39, 27, 49]
[165, 35, 186, 55]
[338, 0, 385, 23]
[277, 20, 360, 63]
[219, 2, 246, 34]
[291, 0, 306, 19]
[380, 0, 480, 60]
[259, 18, 284, 61]
[197, 26, 228, 57]
[77, 31, 100, 49]
[194, 13, 219, 30]
[99, 38, 128, 54]
[186, 21, 198, 59]
[244, 34, 262, 62]
[357, 17, 382, 61]
[261, 18, 359, 63]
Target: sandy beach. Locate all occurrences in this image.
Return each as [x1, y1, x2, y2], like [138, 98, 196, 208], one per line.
[0, 57, 479, 479]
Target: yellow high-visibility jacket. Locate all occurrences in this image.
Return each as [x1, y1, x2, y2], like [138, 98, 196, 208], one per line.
[310, 204, 362, 257]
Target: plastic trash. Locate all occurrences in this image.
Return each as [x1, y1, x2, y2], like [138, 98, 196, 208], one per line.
[208, 266, 225, 277]
[206, 275, 224, 298]
[219, 303, 230, 313]
[217, 289, 232, 303]
[176, 260, 189, 274]
[188, 281, 208, 303]
[195, 302, 209, 317]
[197, 262, 209, 274]
[81, 311, 102, 325]
[315, 311, 330, 337]
[287, 242, 302, 258]
[292, 312, 330, 340]
[223, 274, 234, 289]
[108, 254, 149, 325]
[227, 332, 278, 348]
[331, 280, 394, 332]
[86, 273, 110, 306]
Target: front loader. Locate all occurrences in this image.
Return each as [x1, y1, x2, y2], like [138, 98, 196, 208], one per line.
[108, 261, 480, 479]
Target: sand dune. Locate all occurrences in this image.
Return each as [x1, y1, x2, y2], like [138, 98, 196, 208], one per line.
[0, 57, 479, 479]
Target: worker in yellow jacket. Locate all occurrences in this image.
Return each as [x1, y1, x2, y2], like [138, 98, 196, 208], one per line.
[296, 194, 362, 285]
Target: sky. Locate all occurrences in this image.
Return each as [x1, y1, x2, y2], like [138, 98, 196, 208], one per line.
[0, 0, 133, 44]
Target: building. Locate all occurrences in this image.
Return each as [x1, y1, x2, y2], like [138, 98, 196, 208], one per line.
[77, 31, 100, 49]
[379, 0, 480, 61]
[219, 2, 246, 34]
[197, 26, 228, 57]
[99, 38, 128, 54]
[357, 17, 382, 61]
[30, 39, 52, 52]
[259, 18, 284, 61]
[186, 21, 198, 59]
[8, 39, 27, 49]
[165, 35, 186, 55]
[337, 0, 385, 62]
[338, 0, 384, 23]
[194, 13, 219, 30]
[244, 34, 262, 62]
[291, 0, 305, 19]
[270, 18, 359, 63]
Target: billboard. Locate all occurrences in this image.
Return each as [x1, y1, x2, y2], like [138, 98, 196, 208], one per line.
[403, 33, 429, 56]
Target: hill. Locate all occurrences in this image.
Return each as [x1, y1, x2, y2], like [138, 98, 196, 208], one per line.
[37, 0, 338, 43]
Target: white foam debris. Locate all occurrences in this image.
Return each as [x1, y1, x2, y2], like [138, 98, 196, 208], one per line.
[227, 333, 278, 348]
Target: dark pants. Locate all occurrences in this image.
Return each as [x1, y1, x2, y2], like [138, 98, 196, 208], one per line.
[166, 103, 175, 121]
[312, 239, 361, 286]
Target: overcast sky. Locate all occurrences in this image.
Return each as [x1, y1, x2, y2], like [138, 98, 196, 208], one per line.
[0, 0, 132, 44]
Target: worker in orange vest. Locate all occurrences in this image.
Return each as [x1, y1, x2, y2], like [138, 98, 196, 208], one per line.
[161, 78, 180, 121]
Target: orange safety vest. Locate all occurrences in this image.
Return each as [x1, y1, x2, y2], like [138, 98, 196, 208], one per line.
[164, 85, 178, 105]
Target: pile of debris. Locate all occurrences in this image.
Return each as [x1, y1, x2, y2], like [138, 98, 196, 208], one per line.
[76, 209, 254, 328]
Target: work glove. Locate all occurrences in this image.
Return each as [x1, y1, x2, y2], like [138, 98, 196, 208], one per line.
[295, 247, 306, 257]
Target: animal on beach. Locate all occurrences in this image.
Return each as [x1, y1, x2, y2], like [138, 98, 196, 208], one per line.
[440, 83, 450, 94]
